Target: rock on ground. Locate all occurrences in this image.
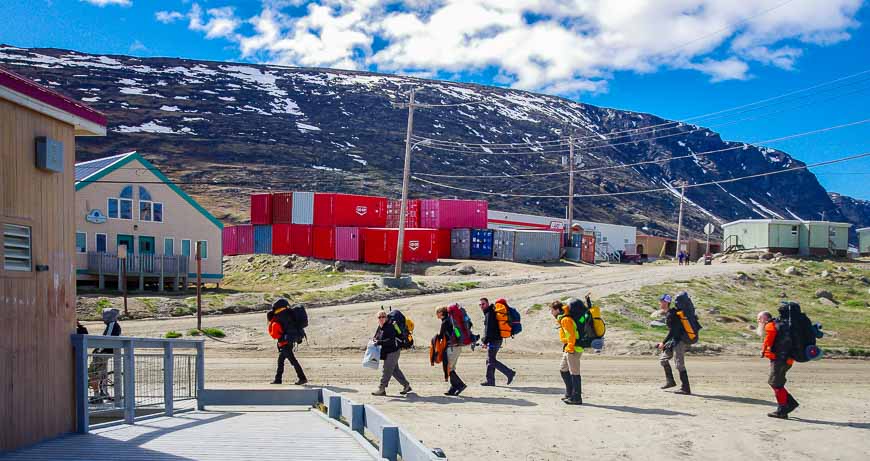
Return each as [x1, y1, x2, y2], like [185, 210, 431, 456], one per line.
[814, 289, 834, 301]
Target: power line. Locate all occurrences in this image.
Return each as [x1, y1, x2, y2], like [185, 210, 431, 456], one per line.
[411, 151, 870, 199]
[413, 118, 870, 178]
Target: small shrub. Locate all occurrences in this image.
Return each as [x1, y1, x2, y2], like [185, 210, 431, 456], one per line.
[847, 348, 870, 357]
[201, 327, 225, 338]
[96, 299, 112, 313]
[164, 331, 182, 339]
[187, 329, 202, 336]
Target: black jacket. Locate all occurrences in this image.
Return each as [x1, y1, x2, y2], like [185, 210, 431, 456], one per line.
[96, 321, 122, 354]
[374, 323, 399, 356]
[663, 309, 684, 345]
[481, 307, 501, 346]
[437, 317, 460, 347]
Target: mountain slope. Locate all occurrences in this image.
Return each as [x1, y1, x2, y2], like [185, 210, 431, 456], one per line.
[1, 45, 863, 241]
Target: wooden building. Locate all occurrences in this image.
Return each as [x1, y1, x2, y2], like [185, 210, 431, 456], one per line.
[74, 151, 223, 290]
[0, 67, 106, 451]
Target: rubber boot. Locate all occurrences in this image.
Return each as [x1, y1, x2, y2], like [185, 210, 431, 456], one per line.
[560, 371, 573, 402]
[784, 393, 799, 415]
[445, 372, 458, 396]
[565, 375, 582, 405]
[452, 371, 467, 396]
[767, 405, 788, 419]
[660, 363, 677, 390]
[674, 370, 691, 395]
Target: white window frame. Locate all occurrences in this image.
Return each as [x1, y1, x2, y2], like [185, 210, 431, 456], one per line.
[138, 200, 165, 223]
[75, 231, 87, 254]
[791, 226, 798, 236]
[109, 197, 133, 220]
[164, 237, 175, 256]
[152, 201, 164, 223]
[95, 233, 107, 253]
[107, 197, 119, 219]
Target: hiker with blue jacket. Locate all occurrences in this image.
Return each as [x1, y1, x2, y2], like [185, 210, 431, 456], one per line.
[657, 294, 691, 395]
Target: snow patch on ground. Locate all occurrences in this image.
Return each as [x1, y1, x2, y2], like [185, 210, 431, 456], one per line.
[749, 198, 785, 219]
[120, 87, 164, 98]
[114, 121, 196, 135]
[662, 180, 724, 224]
[297, 122, 321, 133]
[160, 105, 180, 112]
[785, 208, 805, 221]
[82, 96, 100, 102]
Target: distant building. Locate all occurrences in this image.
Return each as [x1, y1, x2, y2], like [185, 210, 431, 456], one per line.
[74, 151, 223, 289]
[859, 227, 870, 256]
[0, 67, 106, 451]
[636, 233, 721, 260]
[722, 219, 851, 257]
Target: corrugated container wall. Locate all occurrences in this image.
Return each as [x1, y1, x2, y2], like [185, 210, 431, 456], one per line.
[435, 229, 451, 259]
[335, 227, 362, 261]
[223, 226, 239, 256]
[451, 229, 471, 259]
[363, 228, 438, 264]
[313, 226, 336, 260]
[421, 199, 488, 229]
[513, 230, 561, 263]
[272, 223, 292, 255]
[272, 192, 293, 223]
[470, 229, 494, 260]
[254, 225, 273, 254]
[492, 229, 516, 261]
[315, 193, 388, 227]
[291, 224, 314, 257]
[251, 193, 273, 225]
[386, 199, 420, 228]
[292, 191, 314, 224]
[237, 224, 254, 255]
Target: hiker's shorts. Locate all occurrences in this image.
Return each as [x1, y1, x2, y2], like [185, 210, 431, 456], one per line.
[446, 346, 462, 371]
[768, 360, 792, 388]
[660, 341, 688, 371]
[560, 351, 582, 375]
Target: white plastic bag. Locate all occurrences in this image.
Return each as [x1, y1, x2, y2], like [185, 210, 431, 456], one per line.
[362, 341, 381, 370]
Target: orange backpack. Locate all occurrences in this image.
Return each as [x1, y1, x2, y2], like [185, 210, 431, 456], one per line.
[494, 300, 512, 338]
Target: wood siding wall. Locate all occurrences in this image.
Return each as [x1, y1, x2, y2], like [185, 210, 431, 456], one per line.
[0, 98, 77, 451]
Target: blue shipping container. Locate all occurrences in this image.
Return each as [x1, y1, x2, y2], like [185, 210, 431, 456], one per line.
[470, 229, 494, 260]
[254, 225, 273, 254]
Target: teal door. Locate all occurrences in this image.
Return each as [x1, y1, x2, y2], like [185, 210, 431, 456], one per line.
[117, 234, 134, 271]
[139, 236, 156, 255]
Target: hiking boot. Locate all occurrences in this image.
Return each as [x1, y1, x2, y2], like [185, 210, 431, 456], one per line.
[660, 363, 677, 390]
[506, 370, 517, 385]
[399, 385, 413, 395]
[560, 371, 573, 401]
[767, 406, 788, 419]
[294, 378, 308, 386]
[674, 370, 691, 395]
[480, 382, 495, 387]
[270, 380, 282, 385]
[784, 394, 799, 415]
[454, 382, 467, 396]
[371, 388, 387, 396]
[444, 388, 457, 396]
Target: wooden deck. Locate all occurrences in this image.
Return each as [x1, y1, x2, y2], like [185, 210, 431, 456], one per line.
[1, 408, 379, 461]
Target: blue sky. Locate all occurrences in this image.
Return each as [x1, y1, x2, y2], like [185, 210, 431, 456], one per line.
[1, 0, 868, 199]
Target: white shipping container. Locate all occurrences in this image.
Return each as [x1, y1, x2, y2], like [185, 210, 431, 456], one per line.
[292, 191, 314, 225]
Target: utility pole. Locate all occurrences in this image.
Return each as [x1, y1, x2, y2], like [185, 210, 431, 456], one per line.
[394, 89, 416, 280]
[566, 134, 576, 246]
[195, 241, 202, 331]
[675, 183, 686, 259]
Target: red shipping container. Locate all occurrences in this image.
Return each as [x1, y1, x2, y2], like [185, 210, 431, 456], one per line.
[237, 224, 254, 254]
[272, 192, 293, 223]
[272, 223, 293, 255]
[313, 226, 336, 260]
[386, 199, 420, 228]
[435, 229, 451, 259]
[222, 226, 239, 256]
[251, 193, 273, 225]
[363, 228, 438, 264]
[314, 193, 388, 227]
[335, 227, 362, 261]
[291, 224, 314, 257]
[420, 199, 488, 229]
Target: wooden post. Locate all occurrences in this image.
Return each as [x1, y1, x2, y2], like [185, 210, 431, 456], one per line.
[380, 425, 400, 461]
[98, 253, 104, 290]
[163, 342, 174, 416]
[566, 134, 575, 247]
[394, 89, 415, 280]
[73, 334, 89, 434]
[123, 340, 136, 424]
[675, 184, 686, 259]
[159, 255, 165, 293]
[196, 242, 202, 331]
[349, 404, 365, 434]
[328, 396, 341, 420]
[119, 245, 128, 316]
[138, 255, 144, 291]
[195, 341, 205, 410]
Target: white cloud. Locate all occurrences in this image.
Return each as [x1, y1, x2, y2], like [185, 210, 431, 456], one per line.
[162, 0, 865, 95]
[129, 40, 147, 53]
[81, 0, 131, 6]
[155, 11, 185, 24]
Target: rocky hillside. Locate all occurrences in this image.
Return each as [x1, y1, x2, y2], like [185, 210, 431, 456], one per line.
[2, 45, 865, 240]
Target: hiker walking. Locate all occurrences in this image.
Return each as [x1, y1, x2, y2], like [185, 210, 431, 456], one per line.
[758, 309, 799, 419]
[550, 300, 584, 405]
[268, 299, 308, 386]
[677, 251, 685, 265]
[436, 306, 468, 396]
[88, 308, 122, 402]
[479, 298, 516, 386]
[372, 310, 412, 396]
[657, 294, 691, 394]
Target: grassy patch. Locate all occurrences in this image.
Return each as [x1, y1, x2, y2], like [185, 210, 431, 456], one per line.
[164, 331, 182, 339]
[96, 298, 112, 314]
[528, 303, 544, 312]
[221, 269, 351, 293]
[447, 281, 481, 291]
[201, 327, 225, 338]
[140, 297, 160, 313]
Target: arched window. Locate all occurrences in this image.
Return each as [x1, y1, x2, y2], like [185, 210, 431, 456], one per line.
[120, 185, 133, 199]
[139, 186, 152, 201]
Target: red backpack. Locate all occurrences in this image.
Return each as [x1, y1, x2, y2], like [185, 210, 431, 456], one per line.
[447, 304, 474, 346]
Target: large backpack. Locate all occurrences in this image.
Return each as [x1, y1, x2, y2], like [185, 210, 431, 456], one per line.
[584, 296, 606, 339]
[494, 300, 513, 338]
[448, 304, 474, 346]
[507, 304, 522, 336]
[387, 309, 414, 349]
[274, 304, 306, 344]
[674, 292, 702, 345]
[774, 302, 822, 362]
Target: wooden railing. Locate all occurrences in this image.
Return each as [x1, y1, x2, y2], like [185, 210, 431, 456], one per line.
[85, 252, 189, 276]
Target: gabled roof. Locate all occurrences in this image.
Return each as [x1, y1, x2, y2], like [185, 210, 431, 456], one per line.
[74, 151, 222, 229]
[0, 66, 106, 136]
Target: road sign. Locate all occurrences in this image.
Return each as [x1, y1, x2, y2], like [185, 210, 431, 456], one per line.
[704, 223, 715, 235]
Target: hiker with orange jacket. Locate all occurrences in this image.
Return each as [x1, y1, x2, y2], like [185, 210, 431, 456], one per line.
[758, 309, 799, 419]
[479, 297, 516, 386]
[267, 300, 307, 386]
[550, 300, 584, 405]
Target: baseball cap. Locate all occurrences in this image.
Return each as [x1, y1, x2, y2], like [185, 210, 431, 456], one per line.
[660, 294, 672, 303]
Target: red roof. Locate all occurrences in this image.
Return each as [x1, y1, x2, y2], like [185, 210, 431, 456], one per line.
[0, 66, 107, 127]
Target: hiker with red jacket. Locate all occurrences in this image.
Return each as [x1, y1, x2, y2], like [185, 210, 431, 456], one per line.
[550, 300, 584, 405]
[758, 308, 799, 419]
[268, 299, 307, 386]
[436, 306, 468, 396]
[479, 298, 516, 386]
[657, 294, 691, 395]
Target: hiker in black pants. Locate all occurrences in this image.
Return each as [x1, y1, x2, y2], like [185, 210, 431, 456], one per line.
[479, 298, 516, 386]
[268, 300, 307, 386]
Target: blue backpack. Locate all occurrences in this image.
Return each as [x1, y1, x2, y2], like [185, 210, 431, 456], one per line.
[507, 305, 522, 336]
